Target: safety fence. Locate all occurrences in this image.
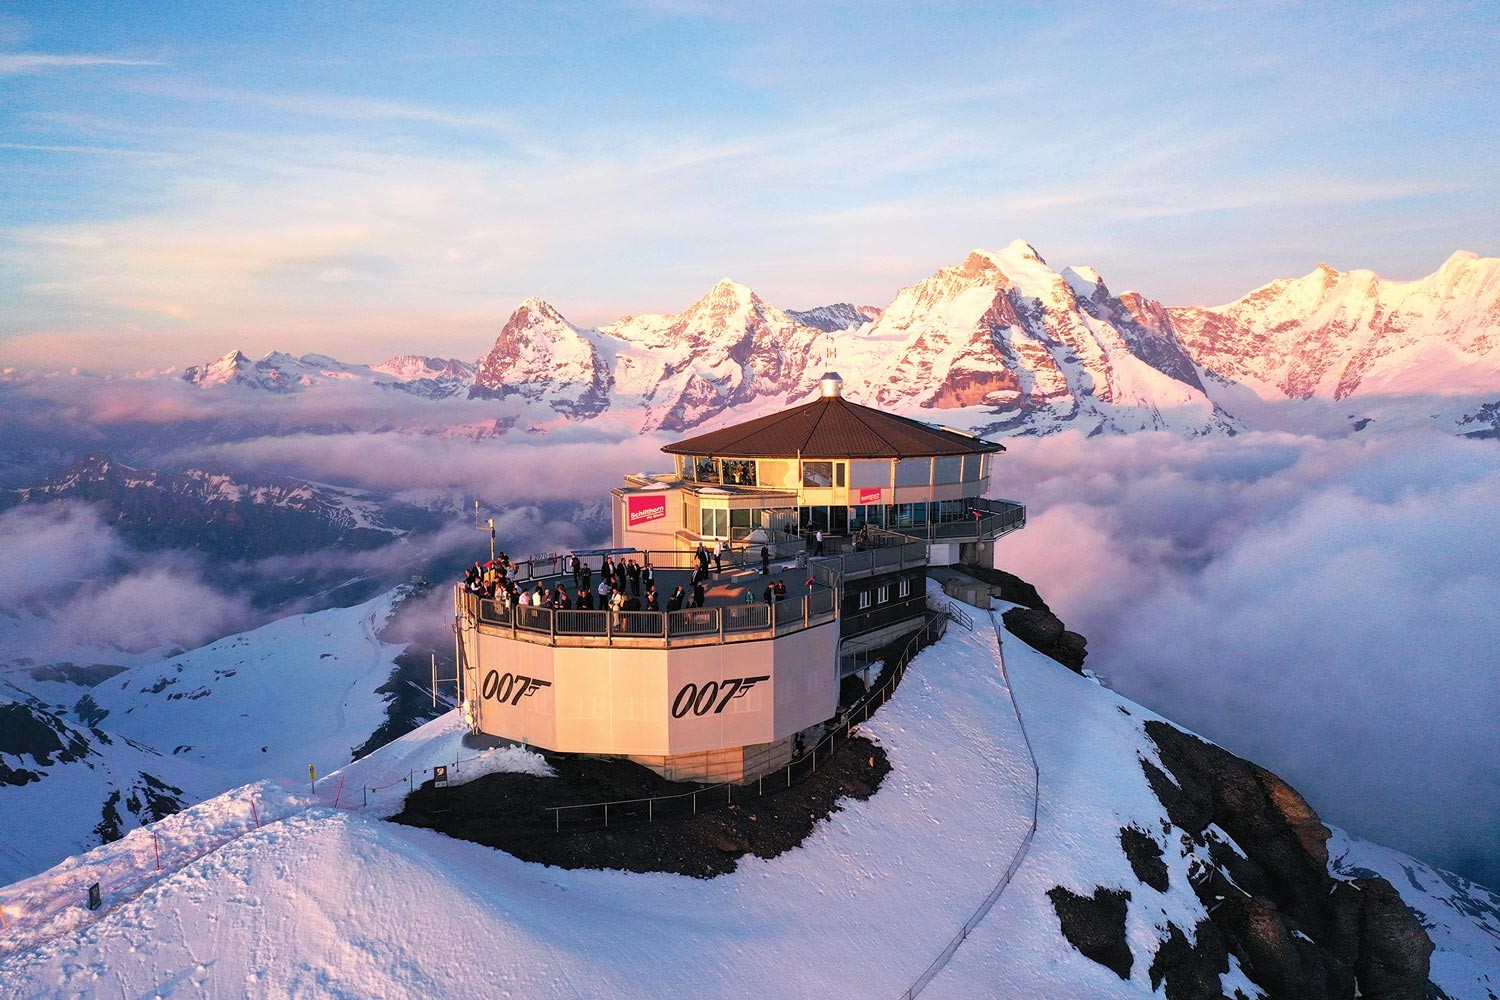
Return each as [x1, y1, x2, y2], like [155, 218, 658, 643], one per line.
[541, 610, 950, 831]
[896, 606, 1039, 999]
[465, 585, 838, 647]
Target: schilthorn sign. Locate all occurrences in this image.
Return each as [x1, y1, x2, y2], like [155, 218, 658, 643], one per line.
[627, 494, 668, 525]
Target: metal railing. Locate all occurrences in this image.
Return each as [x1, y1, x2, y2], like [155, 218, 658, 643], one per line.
[543, 610, 950, 830]
[885, 498, 1027, 543]
[896, 606, 1041, 1000]
[464, 587, 835, 647]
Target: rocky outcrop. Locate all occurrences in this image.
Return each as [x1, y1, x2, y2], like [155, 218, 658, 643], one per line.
[1001, 606, 1088, 673]
[1048, 886, 1133, 979]
[951, 563, 1089, 673]
[1139, 720, 1434, 1000]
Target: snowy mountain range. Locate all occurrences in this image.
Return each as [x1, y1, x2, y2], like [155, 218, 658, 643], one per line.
[181, 349, 477, 399]
[158, 243, 1497, 440]
[1, 585, 1495, 998]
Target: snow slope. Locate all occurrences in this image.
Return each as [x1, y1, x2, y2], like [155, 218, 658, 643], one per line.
[2, 587, 1490, 997]
[0, 590, 413, 887]
[79, 590, 405, 786]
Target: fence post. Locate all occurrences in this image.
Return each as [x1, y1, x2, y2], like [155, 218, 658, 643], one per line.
[604, 803, 609, 828]
[717, 608, 725, 644]
[607, 610, 613, 645]
[549, 608, 556, 645]
[649, 798, 653, 823]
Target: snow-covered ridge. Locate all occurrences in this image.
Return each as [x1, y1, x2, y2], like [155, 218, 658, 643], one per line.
[1170, 250, 1500, 401]
[182, 349, 476, 398]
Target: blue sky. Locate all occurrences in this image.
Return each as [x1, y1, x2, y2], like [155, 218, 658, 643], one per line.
[1, 1, 1495, 369]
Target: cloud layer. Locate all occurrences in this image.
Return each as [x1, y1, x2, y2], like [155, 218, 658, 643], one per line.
[995, 429, 1500, 886]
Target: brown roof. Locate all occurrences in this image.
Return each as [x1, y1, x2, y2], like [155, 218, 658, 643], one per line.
[661, 395, 1006, 459]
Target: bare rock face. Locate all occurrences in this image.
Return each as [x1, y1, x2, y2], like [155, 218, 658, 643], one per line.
[1001, 606, 1088, 673]
[1140, 720, 1433, 1000]
[1047, 886, 1133, 980]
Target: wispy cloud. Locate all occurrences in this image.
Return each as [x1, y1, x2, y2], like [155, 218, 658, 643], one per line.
[0, 53, 162, 76]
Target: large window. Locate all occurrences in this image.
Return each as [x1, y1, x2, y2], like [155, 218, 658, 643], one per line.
[962, 454, 984, 482]
[721, 459, 756, 485]
[700, 508, 728, 538]
[694, 457, 720, 484]
[802, 461, 834, 488]
[895, 458, 931, 487]
[933, 456, 962, 483]
[849, 460, 889, 488]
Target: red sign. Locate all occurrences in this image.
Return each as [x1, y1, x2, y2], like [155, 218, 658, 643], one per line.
[626, 493, 668, 526]
[857, 488, 883, 505]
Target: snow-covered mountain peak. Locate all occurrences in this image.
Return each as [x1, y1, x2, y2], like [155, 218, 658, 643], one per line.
[469, 297, 612, 418]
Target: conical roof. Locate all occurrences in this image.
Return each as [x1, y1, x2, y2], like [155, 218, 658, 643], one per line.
[661, 394, 1004, 459]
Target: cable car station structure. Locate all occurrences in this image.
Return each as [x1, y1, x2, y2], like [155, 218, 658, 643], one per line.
[455, 375, 1026, 782]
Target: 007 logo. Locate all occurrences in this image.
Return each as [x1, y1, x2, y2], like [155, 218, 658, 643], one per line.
[480, 670, 551, 706]
[670, 675, 770, 719]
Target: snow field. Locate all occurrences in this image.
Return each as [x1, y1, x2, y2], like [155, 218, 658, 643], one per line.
[0, 591, 1039, 998]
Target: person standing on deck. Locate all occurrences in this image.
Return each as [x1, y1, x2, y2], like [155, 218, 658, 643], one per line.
[667, 585, 686, 613]
[692, 580, 706, 608]
[645, 583, 660, 612]
[715, 539, 725, 575]
[641, 561, 655, 595]
[627, 559, 642, 596]
[814, 528, 825, 557]
[761, 544, 771, 575]
[569, 554, 582, 588]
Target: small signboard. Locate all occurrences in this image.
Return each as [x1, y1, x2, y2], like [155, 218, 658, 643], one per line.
[87, 882, 101, 911]
[627, 494, 668, 526]
[857, 487, 883, 505]
[434, 765, 449, 786]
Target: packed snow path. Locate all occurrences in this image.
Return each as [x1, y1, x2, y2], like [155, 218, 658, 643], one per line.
[0, 593, 1038, 999]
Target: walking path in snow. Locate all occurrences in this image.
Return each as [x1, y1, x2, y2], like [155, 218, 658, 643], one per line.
[897, 605, 1043, 998]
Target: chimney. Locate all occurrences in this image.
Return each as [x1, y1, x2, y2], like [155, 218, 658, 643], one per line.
[819, 372, 844, 398]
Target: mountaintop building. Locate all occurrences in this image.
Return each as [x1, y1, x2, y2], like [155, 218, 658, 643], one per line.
[455, 375, 1024, 783]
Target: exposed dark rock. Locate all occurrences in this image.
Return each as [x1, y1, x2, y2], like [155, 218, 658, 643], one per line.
[1141, 720, 1435, 1000]
[1351, 877, 1435, 1000]
[0, 702, 94, 785]
[395, 734, 891, 879]
[1121, 825, 1169, 892]
[956, 563, 1048, 610]
[1047, 885, 1133, 979]
[27, 662, 128, 687]
[1001, 606, 1088, 673]
[1148, 919, 1232, 1000]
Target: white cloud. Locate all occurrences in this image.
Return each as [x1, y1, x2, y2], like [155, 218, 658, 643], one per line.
[995, 429, 1500, 886]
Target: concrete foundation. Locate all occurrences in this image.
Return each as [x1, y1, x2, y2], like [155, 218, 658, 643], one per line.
[628, 733, 796, 784]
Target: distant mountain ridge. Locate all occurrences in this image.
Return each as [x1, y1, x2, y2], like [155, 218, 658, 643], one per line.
[182, 349, 476, 399]
[166, 244, 1498, 438]
[0, 453, 428, 561]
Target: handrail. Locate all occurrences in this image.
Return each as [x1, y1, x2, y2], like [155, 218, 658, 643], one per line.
[543, 610, 950, 829]
[463, 587, 836, 648]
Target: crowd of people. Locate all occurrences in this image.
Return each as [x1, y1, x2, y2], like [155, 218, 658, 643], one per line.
[462, 550, 725, 618]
